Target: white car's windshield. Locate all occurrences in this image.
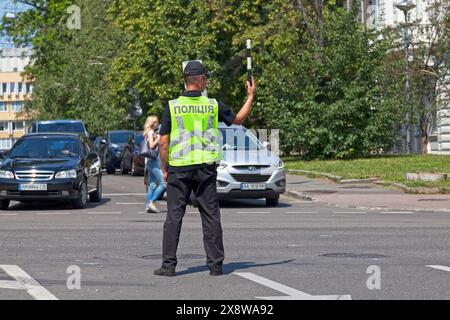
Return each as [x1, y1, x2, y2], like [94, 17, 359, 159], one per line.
[220, 128, 262, 151]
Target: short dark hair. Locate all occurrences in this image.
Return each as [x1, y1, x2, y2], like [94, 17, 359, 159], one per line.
[184, 74, 205, 86]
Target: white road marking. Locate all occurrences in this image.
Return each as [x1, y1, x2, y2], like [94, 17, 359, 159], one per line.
[103, 193, 146, 196]
[0, 213, 18, 216]
[0, 280, 23, 290]
[0, 265, 58, 300]
[35, 212, 71, 215]
[381, 211, 414, 214]
[116, 203, 143, 205]
[233, 272, 351, 300]
[237, 211, 268, 214]
[334, 211, 367, 214]
[426, 265, 450, 273]
[286, 211, 318, 214]
[87, 212, 122, 215]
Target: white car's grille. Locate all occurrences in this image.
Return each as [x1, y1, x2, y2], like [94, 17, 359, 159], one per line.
[15, 170, 55, 182]
[231, 174, 271, 183]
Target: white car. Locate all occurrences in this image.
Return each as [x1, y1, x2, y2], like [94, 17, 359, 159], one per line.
[191, 123, 286, 207]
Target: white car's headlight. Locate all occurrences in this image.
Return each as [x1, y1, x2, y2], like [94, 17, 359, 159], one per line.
[0, 170, 14, 179]
[277, 160, 285, 169]
[55, 169, 77, 179]
[217, 162, 228, 171]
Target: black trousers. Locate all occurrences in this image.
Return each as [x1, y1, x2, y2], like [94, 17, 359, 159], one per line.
[162, 164, 224, 270]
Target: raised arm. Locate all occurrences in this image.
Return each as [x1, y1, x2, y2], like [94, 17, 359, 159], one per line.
[233, 78, 256, 125]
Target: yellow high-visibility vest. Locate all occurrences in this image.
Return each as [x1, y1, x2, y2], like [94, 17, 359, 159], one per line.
[169, 95, 222, 166]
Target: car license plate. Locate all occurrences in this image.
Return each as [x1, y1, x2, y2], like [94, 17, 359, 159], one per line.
[241, 183, 266, 191]
[19, 184, 48, 191]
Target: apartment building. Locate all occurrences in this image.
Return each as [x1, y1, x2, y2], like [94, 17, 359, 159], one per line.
[358, 0, 450, 154]
[0, 47, 33, 150]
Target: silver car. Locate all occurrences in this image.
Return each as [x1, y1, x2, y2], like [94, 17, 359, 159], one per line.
[214, 123, 286, 206]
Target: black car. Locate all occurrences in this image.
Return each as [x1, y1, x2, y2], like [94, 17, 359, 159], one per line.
[0, 133, 102, 210]
[99, 130, 134, 174]
[121, 132, 146, 176]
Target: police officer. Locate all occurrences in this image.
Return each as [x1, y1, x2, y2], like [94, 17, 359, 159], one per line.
[154, 61, 255, 277]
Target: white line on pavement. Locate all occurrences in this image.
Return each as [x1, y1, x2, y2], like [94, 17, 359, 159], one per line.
[0, 265, 58, 300]
[0, 213, 18, 216]
[116, 203, 143, 205]
[0, 280, 23, 290]
[381, 211, 414, 214]
[286, 211, 318, 214]
[237, 211, 268, 214]
[334, 211, 367, 214]
[233, 272, 351, 300]
[426, 265, 450, 273]
[87, 212, 122, 215]
[35, 212, 71, 215]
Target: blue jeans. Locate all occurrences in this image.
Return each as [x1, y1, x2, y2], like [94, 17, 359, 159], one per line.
[146, 158, 166, 204]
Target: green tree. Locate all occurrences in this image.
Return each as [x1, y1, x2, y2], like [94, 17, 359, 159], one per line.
[1, 0, 126, 135]
[227, 1, 403, 158]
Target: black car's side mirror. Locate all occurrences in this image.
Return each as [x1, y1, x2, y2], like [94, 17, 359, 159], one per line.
[89, 133, 97, 141]
[0, 150, 9, 160]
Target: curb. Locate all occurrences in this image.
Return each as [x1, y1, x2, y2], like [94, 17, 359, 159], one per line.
[286, 190, 315, 201]
[285, 188, 450, 213]
[287, 169, 450, 195]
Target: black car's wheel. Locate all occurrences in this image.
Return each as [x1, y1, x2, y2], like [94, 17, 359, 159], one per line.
[120, 157, 129, 175]
[131, 160, 138, 176]
[72, 180, 88, 209]
[266, 196, 279, 207]
[0, 200, 10, 210]
[106, 156, 115, 174]
[89, 175, 102, 202]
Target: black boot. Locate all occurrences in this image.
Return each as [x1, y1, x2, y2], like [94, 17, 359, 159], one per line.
[209, 266, 223, 276]
[154, 267, 176, 277]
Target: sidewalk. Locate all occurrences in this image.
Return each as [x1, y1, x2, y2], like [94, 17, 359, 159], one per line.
[286, 174, 450, 212]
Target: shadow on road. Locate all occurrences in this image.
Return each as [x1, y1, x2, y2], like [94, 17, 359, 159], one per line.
[176, 259, 295, 276]
[219, 199, 291, 209]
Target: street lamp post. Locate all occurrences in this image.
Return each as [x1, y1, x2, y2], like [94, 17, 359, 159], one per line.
[128, 88, 142, 132]
[395, 0, 416, 154]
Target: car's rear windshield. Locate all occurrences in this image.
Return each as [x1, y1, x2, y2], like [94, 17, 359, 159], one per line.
[220, 128, 262, 151]
[109, 132, 133, 144]
[37, 122, 85, 134]
[10, 137, 80, 159]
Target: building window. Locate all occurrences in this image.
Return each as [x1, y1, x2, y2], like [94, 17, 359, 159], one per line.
[18, 83, 23, 93]
[13, 121, 24, 131]
[10, 82, 15, 93]
[0, 122, 9, 132]
[12, 101, 23, 112]
[0, 139, 13, 149]
[2, 83, 7, 94]
[0, 102, 7, 112]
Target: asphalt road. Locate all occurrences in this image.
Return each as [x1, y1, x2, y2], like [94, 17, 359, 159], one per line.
[0, 173, 449, 300]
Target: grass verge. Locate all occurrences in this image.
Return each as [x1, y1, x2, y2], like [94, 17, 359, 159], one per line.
[284, 155, 450, 188]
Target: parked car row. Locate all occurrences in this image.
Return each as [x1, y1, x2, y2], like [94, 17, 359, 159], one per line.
[0, 119, 286, 209]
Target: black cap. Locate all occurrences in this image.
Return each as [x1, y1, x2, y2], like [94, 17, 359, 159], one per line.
[183, 61, 210, 78]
